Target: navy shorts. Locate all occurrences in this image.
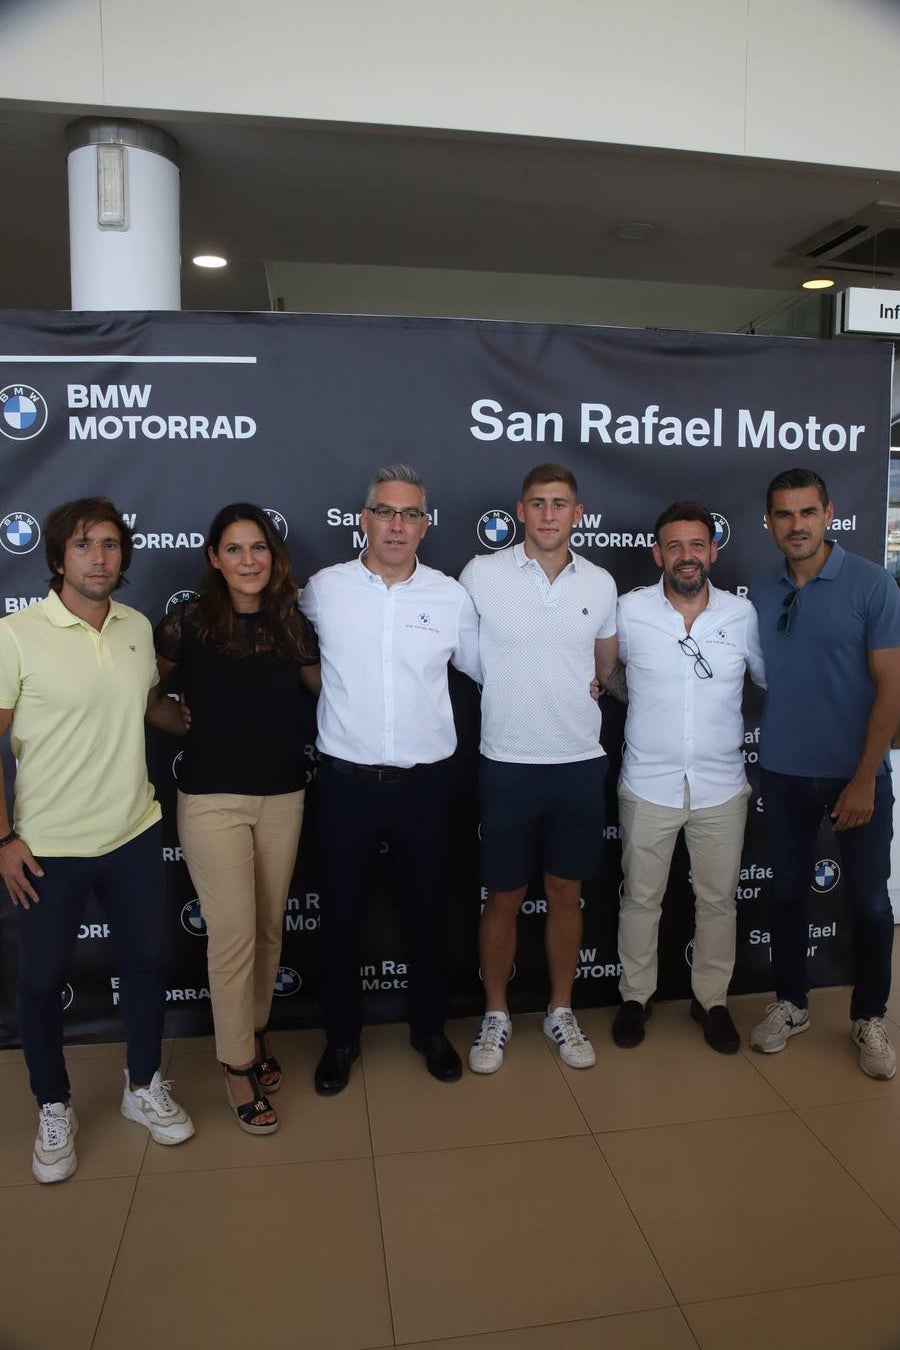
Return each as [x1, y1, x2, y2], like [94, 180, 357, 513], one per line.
[479, 756, 608, 891]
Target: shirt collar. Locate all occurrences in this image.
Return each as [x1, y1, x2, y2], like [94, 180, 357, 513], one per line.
[43, 589, 126, 630]
[356, 550, 421, 588]
[778, 539, 844, 587]
[513, 542, 577, 575]
[656, 575, 721, 610]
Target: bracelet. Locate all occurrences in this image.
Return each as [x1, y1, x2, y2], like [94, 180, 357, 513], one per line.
[0, 830, 17, 848]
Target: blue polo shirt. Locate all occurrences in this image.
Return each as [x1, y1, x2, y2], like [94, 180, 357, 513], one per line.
[750, 543, 900, 779]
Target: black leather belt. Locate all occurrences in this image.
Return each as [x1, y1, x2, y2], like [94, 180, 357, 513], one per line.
[321, 755, 418, 783]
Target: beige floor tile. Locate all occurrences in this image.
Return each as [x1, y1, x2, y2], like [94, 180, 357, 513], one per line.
[684, 1274, 900, 1350]
[567, 1003, 788, 1132]
[400, 1306, 698, 1349]
[0, 1056, 152, 1186]
[142, 1028, 371, 1174]
[377, 1135, 672, 1344]
[365, 1017, 590, 1155]
[92, 1159, 393, 1350]
[730, 988, 900, 1107]
[0, 1176, 135, 1350]
[799, 1095, 900, 1226]
[598, 1111, 900, 1304]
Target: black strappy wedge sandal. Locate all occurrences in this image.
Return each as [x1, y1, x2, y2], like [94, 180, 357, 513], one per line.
[253, 1029, 283, 1094]
[223, 1064, 278, 1135]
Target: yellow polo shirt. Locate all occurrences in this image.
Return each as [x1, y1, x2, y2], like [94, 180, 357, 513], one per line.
[0, 590, 161, 856]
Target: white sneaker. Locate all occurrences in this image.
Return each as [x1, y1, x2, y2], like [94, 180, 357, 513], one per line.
[121, 1069, 195, 1145]
[543, 1007, 596, 1069]
[852, 1017, 897, 1080]
[750, 1000, 810, 1053]
[469, 1012, 512, 1074]
[33, 1102, 78, 1184]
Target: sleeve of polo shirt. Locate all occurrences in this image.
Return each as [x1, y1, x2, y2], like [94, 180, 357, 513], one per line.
[744, 604, 766, 688]
[596, 575, 618, 640]
[865, 569, 900, 651]
[458, 557, 478, 608]
[615, 597, 629, 663]
[298, 575, 320, 628]
[0, 623, 22, 710]
[451, 588, 483, 684]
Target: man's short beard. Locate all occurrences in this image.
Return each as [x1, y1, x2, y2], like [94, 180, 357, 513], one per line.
[667, 565, 708, 597]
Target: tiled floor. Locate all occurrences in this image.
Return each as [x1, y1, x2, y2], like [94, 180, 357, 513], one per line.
[4, 977, 900, 1348]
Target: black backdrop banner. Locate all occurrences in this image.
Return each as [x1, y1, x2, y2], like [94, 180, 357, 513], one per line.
[0, 310, 891, 1046]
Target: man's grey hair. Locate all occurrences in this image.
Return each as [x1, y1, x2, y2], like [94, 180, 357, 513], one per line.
[365, 463, 427, 512]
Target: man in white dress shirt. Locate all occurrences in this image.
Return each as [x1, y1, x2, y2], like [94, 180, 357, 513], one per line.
[299, 465, 481, 1094]
[460, 463, 619, 1075]
[610, 501, 765, 1054]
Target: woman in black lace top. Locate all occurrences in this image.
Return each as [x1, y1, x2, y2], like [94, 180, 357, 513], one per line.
[152, 503, 319, 1134]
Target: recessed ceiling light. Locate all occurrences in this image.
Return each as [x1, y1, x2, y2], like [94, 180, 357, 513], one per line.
[801, 277, 834, 290]
[616, 222, 655, 241]
[192, 254, 227, 269]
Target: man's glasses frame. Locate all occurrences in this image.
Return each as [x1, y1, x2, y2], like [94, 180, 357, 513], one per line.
[678, 634, 714, 679]
[367, 505, 428, 524]
[777, 589, 798, 635]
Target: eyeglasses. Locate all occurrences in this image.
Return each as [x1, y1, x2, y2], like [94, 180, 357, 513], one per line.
[367, 505, 427, 523]
[777, 589, 798, 635]
[678, 634, 713, 679]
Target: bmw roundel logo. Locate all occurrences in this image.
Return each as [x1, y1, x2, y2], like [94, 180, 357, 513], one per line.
[418, 612, 430, 625]
[60, 983, 74, 1011]
[166, 589, 198, 613]
[273, 965, 302, 997]
[180, 899, 207, 936]
[264, 508, 288, 542]
[0, 384, 48, 440]
[711, 512, 731, 549]
[477, 509, 516, 551]
[684, 938, 695, 968]
[0, 511, 41, 555]
[812, 858, 841, 892]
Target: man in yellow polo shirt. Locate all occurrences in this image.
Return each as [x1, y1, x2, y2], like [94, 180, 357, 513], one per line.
[0, 497, 194, 1183]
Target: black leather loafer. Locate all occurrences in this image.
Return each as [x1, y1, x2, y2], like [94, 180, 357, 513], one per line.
[314, 1044, 360, 1096]
[611, 999, 652, 1048]
[410, 1032, 462, 1082]
[691, 998, 740, 1054]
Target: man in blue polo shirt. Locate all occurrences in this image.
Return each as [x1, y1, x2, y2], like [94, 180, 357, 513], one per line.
[749, 467, 900, 1079]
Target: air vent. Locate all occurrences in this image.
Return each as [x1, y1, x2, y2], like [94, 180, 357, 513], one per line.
[789, 201, 900, 277]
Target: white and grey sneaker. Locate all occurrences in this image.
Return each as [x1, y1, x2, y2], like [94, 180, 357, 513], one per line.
[543, 1007, 596, 1069]
[750, 1000, 810, 1053]
[469, 1012, 512, 1074]
[121, 1069, 195, 1145]
[852, 1017, 897, 1080]
[33, 1102, 78, 1184]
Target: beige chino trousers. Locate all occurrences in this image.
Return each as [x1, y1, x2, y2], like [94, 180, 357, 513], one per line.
[617, 780, 750, 1010]
[177, 790, 304, 1066]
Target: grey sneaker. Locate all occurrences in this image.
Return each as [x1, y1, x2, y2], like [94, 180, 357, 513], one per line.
[852, 1017, 897, 1080]
[469, 1012, 512, 1074]
[750, 1000, 810, 1053]
[121, 1069, 195, 1145]
[33, 1102, 78, 1184]
[543, 1007, 596, 1069]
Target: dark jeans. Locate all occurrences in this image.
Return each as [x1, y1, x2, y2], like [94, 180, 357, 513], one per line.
[314, 757, 452, 1047]
[15, 823, 165, 1105]
[761, 769, 894, 1020]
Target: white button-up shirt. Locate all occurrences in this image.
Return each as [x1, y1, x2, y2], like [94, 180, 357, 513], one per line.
[299, 555, 481, 767]
[618, 577, 765, 808]
[460, 544, 617, 764]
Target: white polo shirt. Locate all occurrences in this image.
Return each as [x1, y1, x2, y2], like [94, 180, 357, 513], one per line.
[299, 555, 481, 767]
[617, 577, 765, 809]
[459, 544, 617, 764]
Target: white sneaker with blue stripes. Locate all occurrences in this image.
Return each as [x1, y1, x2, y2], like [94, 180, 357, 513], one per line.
[469, 1011, 512, 1074]
[543, 1007, 596, 1069]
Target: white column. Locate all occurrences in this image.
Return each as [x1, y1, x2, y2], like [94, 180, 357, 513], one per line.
[66, 119, 181, 310]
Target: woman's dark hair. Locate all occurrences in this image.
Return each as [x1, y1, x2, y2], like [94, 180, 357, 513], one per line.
[197, 503, 314, 661]
[45, 497, 133, 593]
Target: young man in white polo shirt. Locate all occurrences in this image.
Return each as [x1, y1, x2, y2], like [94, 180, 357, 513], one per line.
[609, 501, 765, 1054]
[0, 498, 194, 1183]
[460, 463, 618, 1074]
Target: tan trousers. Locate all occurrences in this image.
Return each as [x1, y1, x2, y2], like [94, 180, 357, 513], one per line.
[176, 790, 304, 1065]
[617, 780, 750, 1010]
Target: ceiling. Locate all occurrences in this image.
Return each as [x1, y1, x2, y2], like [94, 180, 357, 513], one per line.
[1, 100, 899, 322]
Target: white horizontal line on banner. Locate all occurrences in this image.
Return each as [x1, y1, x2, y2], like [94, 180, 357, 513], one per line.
[0, 355, 257, 363]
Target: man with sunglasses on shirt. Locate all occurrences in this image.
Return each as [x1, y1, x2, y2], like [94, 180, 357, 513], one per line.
[300, 464, 481, 1095]
[749, 467, 900, 1079]
[609, 502, 765, 1054]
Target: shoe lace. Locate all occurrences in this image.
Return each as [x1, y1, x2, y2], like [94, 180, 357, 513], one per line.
[763, 1001, 791, 1030]
[40, 1106, 70, 1149]
[145, 1077, 176, 1113]
[554, 1010, 586, 1047]
[477, 1015, 508, 1051]
[860, 1018, 890, 1052]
